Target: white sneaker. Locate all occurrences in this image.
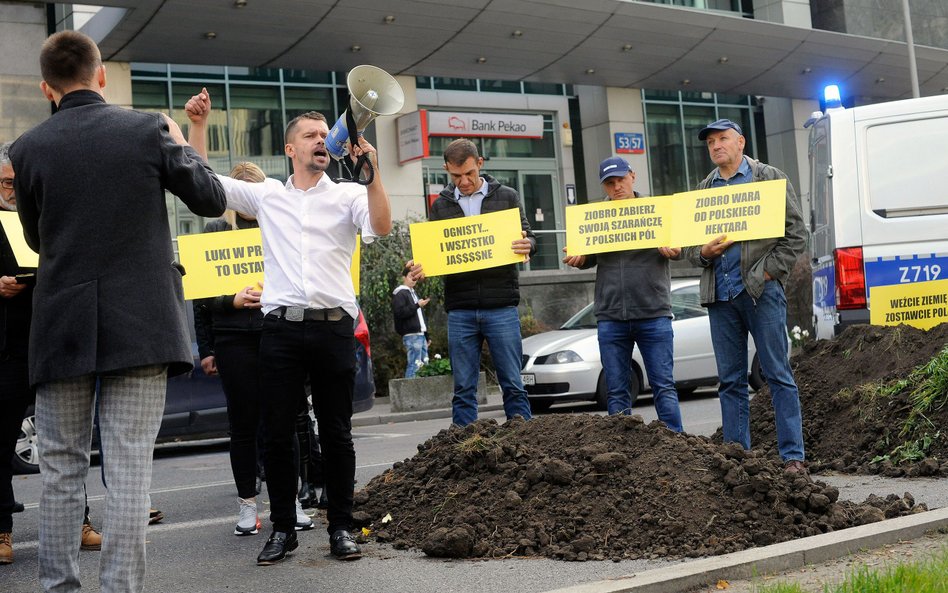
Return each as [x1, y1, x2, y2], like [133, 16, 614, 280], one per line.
[295, 498, 314, 531]
[235, 497, 261, 536]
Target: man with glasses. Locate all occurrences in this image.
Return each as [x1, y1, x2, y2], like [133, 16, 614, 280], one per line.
[0, 154, 15, 210]
[0, 142, 34, 565]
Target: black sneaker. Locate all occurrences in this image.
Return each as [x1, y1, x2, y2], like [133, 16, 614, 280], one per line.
[256, 531, 298, 565]
[329, 529, 362, 561]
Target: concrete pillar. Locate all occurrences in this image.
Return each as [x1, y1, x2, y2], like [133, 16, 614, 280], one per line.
[374, 74, 424, 221]
[753, 0, 816, 215]
[0, 2, 51, 141]
[576, 85, 649, 200]
[103, 62, 133, 109]
[754, 2, 817, 333]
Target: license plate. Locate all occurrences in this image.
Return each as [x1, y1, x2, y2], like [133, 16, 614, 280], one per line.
[521, 374, 535, 385]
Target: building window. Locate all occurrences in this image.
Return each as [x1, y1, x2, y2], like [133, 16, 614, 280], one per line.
[229, 85, 283, 158]
[641, 0, 752, 17]
[132, 64, 349, 238]
[643, 91, 757, 194]
[416, 77, 572, 96]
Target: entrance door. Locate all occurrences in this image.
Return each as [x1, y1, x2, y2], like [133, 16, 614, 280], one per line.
[423, 167, 562, 271]
[518, 172, 559, 270]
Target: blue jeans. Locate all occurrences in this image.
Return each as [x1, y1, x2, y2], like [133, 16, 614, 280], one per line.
[597, 317, 682, 431]
[708, 281, 804, 461]
[403, 334, 428, 378]
[447, 307, 533, 426]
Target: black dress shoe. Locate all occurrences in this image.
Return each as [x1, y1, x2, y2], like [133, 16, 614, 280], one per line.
[329, 529, 362, 560]
[12, 501, 24, 514]
[315, 488, 328, 510]
[256, 531, 298, 565]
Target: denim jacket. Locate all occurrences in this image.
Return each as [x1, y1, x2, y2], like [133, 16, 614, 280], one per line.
[683, 158, 808, 304]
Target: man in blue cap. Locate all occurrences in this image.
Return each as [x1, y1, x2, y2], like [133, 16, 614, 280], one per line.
[563, 157, 683, 430]
[683, 119, 809, 475]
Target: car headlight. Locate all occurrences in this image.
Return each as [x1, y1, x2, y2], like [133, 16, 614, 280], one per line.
[536, 350, 583, 364]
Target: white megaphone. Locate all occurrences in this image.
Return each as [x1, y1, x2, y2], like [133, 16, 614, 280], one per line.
[326, 65, 405, 162]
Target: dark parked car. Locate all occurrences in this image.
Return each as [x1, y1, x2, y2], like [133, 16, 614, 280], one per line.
[13, 308, 375, 474]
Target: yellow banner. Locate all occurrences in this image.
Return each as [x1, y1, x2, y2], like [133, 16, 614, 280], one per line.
[178, 228, 265, 300]
[410, 208, 526, 277]
[564, 196, 671, 256]
[563, 179, 786, 256]
[179, 228, 362, 300]
[870, 279, 948, 330]
[669, 179, 786, 247]
[351, 236, 361, 297]
[0, 211, 39, 268]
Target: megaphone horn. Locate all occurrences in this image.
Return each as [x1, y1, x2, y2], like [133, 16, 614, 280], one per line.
[326, 65, 405, 163]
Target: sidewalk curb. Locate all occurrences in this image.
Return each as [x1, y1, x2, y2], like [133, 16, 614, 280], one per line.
[542, 506, 948, 593]
[352, 402, 505, 427]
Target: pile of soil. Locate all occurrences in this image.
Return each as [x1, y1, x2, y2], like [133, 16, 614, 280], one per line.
[352, 415, 925, 561]
[746, 324, 948, 476]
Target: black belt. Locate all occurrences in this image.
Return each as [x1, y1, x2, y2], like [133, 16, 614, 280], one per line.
[267, 306, 347, 322]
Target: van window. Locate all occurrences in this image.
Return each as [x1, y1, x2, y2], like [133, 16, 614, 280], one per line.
[866, 117, 948, 217]
[809, 120, 833, 257]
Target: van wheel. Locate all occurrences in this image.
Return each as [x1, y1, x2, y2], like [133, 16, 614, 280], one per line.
[749, 354, 765, 392]
[13, 406, 40, 475]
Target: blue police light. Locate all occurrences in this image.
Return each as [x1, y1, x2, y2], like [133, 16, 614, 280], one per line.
[823, 85, 842, 109]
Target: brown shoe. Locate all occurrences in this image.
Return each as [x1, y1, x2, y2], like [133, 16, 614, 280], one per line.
[0, 532, 12, 564]
[81, 522, 102, 551]
[784, 459, 809, 477]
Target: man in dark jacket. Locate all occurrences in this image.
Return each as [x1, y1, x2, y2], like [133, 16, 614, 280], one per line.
[11, 31, 225, 592]
[410, 139, 535, 426]
[392, 266, 429, 378]
[682, 119, 808, 476]
[0, 141, 34, 566]
[563, 157, 683, 430]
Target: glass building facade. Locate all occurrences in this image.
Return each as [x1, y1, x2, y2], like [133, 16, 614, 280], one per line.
[131, 64, 354, 237]
[643, 91, 759, 195]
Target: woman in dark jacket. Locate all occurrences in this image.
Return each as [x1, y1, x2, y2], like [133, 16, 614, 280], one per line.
[193, 162, 314, 536]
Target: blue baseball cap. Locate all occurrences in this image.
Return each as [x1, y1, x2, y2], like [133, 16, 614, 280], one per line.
[698, 118, 743, 141]
[598, 157, 632, 183]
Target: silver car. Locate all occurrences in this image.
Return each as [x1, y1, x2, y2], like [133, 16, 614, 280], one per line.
[520, 278, 764, 412]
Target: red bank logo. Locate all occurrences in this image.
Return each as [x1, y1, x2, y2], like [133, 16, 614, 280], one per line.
[448, 116, 466, 131]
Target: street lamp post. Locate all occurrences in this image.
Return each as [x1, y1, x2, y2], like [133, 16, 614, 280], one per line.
[902, 0, 920, 98]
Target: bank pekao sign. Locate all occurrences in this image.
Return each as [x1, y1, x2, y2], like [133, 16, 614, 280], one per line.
[427, 111, 543, 139]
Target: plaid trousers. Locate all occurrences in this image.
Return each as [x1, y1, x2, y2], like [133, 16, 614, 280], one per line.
[35, 365, 166, 593]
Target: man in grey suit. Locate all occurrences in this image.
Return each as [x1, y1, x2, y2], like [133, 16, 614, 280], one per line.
[11, 31, 225, 593]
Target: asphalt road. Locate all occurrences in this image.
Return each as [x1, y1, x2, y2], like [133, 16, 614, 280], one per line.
[4, 391, 947, 593]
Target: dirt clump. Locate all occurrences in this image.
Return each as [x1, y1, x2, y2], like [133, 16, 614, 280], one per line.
[746, 323, 948, 476]
[353, 415, 925, 561]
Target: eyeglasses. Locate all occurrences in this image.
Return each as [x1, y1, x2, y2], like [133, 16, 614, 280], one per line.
[0, 178, 13, 190]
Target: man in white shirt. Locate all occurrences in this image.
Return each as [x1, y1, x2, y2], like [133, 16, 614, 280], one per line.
[186, 89, 391, 565]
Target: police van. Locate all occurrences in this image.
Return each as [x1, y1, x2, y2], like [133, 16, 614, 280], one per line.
[808, 89, 948, 338]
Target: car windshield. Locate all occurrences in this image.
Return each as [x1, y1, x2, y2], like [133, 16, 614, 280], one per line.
[560, 303, 597, 329]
